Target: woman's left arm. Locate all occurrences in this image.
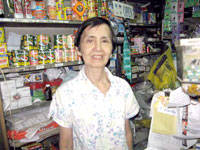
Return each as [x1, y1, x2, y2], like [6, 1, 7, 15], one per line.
[125, 119, 133, 150]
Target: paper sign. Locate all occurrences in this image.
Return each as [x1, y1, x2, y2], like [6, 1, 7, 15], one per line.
[113, 1, 134, 19]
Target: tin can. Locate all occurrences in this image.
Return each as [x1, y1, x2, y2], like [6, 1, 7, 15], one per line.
[29, 49, 39, 66]
[63, 48, 69, 62]
[46, 49, 55, 63]
[48, 6, 56, 20]
[38, 49, 48, 64]
[55, 48, 63, 63]
[0, 27, 5, 43]
[13, 50, 30, 66]
[54, 34, 63, 48]
[37, 35, 51, 50]
[65, 7, 72, 20]
[21, 34, 34, 50]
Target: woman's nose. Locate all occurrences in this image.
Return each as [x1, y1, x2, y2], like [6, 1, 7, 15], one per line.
[95, 40, 102, 51]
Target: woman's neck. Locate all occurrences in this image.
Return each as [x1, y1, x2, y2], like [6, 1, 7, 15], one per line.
[84, 66, 110, 95]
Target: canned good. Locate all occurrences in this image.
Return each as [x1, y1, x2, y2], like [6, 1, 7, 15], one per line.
[37, 35, 51, 50]
[29, 49, 39, 66]
[21, 34, 34, 50]
[48, 6, 56, 20]
[63, 48, 69, 62]
[54, 34, 63, 48]
[32, 9, 47, 19]
[55, 48, 63, 63]
[13, 50, 30, 66]
[38, 50, 48, 64]
[65, 7, 72, 20]
[46, 49, 55, 64]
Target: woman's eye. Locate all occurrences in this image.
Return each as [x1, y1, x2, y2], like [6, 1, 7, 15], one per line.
[86, 39, 93, 43]
[102, 39, 109, 43]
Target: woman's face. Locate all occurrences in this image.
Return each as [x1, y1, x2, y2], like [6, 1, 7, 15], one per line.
[79, 24, 113, 69]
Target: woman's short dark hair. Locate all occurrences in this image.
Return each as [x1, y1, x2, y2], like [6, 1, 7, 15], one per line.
[74, 17, 116, 51]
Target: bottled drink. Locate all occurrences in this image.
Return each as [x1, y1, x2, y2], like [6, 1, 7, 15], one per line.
[45, 84, 52, 101]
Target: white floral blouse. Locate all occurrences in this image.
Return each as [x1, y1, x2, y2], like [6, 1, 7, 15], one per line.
[48, 66, 139, 150]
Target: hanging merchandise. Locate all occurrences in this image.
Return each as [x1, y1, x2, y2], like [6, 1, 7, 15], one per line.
[123, 27, 132, 81]
[72, 1, 85, 17]
[148, 43, 177, 90]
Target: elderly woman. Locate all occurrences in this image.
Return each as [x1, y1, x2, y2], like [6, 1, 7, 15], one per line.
[49, 17, 139, 150]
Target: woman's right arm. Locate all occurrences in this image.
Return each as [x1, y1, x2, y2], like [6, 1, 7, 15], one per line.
[59, 126, 73, 150]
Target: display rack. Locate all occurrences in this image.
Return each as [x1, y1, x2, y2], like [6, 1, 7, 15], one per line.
[1, 61, 82, 74]
[0, 18, 82, 149]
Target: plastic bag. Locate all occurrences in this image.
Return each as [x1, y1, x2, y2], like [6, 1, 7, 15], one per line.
[148, 44, 177, 90]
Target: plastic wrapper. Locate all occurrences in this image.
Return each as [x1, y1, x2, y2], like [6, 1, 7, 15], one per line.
[148, 43, 177, 90]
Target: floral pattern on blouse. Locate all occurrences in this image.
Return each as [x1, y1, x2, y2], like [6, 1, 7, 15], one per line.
[48, 66, 139, 150]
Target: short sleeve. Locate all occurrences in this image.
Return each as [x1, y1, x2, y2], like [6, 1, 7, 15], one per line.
[48, 86, 73, 128]
[124, 83, 140, 119]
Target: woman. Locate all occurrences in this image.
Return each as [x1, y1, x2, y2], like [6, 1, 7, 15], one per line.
[49, 17, 139, 150]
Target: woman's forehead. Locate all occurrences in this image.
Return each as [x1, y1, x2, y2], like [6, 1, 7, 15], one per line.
[82, 24, 112, 37]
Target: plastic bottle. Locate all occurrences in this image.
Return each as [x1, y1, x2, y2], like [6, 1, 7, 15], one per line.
[45, 84, 52, 101]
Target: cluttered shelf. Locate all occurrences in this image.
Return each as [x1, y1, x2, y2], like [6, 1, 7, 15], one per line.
[128, 23, 160, 28]
[131, 52, 162, 58]
[0, 61, 82, 74]
[4, 101, 51, 116]
[8, 128, 59, 148]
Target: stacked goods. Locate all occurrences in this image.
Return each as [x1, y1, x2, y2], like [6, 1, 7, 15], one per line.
[0, 27, 9, 68]
[37, 35, 54, 64]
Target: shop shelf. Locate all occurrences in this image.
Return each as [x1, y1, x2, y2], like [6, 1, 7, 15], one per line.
[1, 61, 82, 74]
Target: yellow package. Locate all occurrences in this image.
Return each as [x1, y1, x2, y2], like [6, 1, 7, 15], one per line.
[148, 43, 177, 90]
[0, 43, 7, 54]
[0, 54, 9, 68]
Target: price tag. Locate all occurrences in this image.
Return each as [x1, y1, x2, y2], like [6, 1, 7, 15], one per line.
[36, 65, 44, 70]
[55, 63, 63, 67]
